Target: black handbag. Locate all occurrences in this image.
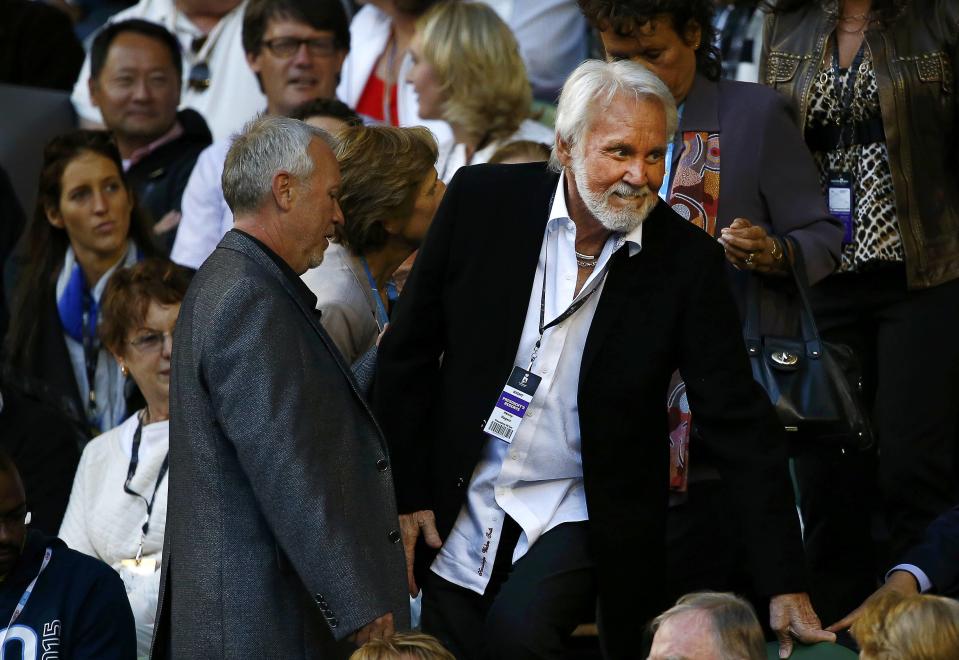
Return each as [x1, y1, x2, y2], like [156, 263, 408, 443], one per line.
[743, 243, 873, 451]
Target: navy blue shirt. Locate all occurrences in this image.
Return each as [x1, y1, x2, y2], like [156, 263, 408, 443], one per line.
[0, 530, 135, 659]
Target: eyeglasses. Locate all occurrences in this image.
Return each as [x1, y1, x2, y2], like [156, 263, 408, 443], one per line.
[129, 330, 174, 353]
[262, 37, 339, 59]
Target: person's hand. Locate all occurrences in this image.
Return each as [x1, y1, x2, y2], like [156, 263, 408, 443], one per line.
[770, 592, 836, 658]
[349, 612, 394, 647]
[399, 510, 443, 597]
[827, 570, 920, 633]
[718, 218, 787, 275]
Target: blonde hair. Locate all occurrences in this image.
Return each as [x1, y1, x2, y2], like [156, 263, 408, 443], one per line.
[333, 125, 438, 255]
[852, 591, 959, 659]
[416, 1, 532, 143]
[488, 140, 551, 165]
[349, 632, 455, 660]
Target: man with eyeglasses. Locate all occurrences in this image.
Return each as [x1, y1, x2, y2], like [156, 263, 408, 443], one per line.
[89, 19, 214, 254]
[170, 0, 350, 270]
[0, 449, 136, 658]
[72, 0, 267, 143]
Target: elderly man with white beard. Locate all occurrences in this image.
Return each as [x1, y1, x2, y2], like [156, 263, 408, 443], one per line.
[373, 59, 829, 660]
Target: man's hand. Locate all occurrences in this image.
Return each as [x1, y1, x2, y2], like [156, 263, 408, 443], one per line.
[349, 613, 394, 647]
[770, 592, 836, 658]
[718, 218, 788, 275]
[399, 510, 443, 597]
[827, 570, 920, 633]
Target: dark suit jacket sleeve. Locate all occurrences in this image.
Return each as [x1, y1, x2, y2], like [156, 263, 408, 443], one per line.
[679, 240, 807, 597]
[374, 169, 463, 514]
[900, 505, 959, 596]
[757, 91, 843, 285]
[201, 281, 395, 638]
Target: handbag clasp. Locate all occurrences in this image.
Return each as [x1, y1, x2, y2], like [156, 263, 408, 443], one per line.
[771, 351, 799, 367]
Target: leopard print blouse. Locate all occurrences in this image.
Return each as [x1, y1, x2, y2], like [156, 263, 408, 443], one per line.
[806, 47, 903, 272]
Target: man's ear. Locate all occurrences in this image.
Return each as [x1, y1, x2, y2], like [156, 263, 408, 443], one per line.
[246, 50, 262, 75]
[683, 19, 703, 50]
[88, 76, 100, 109]
[272, 171, 293, 211]
[555, 136, 573, 169]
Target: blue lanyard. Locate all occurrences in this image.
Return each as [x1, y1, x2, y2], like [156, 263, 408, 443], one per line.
[660, 103, 686, 201]
[1, 547, 52, 648]
[359, 256, 396, 330]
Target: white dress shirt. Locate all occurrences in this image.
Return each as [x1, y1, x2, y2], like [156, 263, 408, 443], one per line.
[169, 138, 232, 269]
[888, 564, 933, 592]
[71, 0, 266, 143]
[431, 172, 642, 594]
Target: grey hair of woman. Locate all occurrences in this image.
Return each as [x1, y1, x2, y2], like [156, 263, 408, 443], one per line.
[222, 115, 337, 215]
[549, 59, 679, 172]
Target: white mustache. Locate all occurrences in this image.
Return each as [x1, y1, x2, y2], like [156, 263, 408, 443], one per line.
[605, 182, 653, 200]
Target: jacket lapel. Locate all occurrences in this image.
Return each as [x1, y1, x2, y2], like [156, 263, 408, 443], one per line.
[579, 204, 670, 385]
[218, 232, 389, 444]
[491, 168, 562, 372]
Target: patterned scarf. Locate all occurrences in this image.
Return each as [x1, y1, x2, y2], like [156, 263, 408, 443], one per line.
[668, 132, 721, 237]
[666, 131, 721, 492]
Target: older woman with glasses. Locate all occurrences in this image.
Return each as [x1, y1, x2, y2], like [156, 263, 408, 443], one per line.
[59, 257, 191, 659]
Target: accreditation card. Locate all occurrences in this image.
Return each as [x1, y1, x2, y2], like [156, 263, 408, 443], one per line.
[483, 366, 542, 444]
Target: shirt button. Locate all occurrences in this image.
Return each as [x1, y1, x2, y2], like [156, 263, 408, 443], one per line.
[376, 459, 389, 472]
[388, 530, 401, 544]
[510, 452, 518, 460]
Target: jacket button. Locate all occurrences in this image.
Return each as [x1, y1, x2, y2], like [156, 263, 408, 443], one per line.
[329, 618, 338, 628]
[314, 594, 324, 604]
[388, 529, 401, 544]
[376, 459, 389, 472]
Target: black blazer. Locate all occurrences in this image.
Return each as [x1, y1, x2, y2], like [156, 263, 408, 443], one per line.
[374, 163, 805, 654]
[901, 505, 959, 597]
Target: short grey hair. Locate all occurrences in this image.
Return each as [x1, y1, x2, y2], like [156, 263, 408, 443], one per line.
[222, 114, 336, 215]
[651, 592, 766, 660]
[549, 59, 678, 171]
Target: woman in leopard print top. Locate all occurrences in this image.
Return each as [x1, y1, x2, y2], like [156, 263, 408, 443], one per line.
[763, 0, 959, 635]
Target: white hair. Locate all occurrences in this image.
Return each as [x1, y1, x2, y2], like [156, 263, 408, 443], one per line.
[549, 59, 678, 171]
[222, 115, 336, 215]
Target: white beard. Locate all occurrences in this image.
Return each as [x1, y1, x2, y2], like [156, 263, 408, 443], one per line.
[571, 157, 658, 233]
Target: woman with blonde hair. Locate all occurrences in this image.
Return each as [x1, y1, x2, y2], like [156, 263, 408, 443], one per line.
[852, 591, 959, 659]
[301, 124, 443, 365]
[407, 1, 553, 183]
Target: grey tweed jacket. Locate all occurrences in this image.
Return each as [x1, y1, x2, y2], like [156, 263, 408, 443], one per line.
[152, 230, 409, 659]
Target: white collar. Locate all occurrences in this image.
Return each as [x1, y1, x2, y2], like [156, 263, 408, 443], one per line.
[548, 171, 643, 257]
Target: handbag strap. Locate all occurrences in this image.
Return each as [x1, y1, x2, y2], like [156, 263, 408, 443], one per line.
[743, 238, 824, 359]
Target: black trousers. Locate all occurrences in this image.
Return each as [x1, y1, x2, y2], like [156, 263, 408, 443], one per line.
[794, 265, 959, 624]
[421, 519, 596, 660]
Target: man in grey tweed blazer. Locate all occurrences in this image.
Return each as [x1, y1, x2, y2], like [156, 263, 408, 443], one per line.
[151, 116, 409, 659]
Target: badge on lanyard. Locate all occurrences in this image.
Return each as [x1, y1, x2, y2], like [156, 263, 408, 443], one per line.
[827, 172, 854, 244]
[120, 557, 158, 574]
[483, 366, 542, 444]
